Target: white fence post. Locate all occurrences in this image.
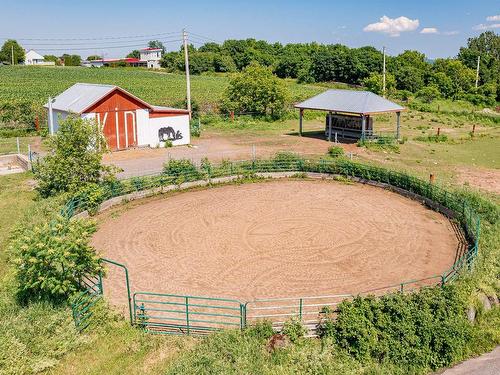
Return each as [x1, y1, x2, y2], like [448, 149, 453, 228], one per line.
[16, 137, 20, 154]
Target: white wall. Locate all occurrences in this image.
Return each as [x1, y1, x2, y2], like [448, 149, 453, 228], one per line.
[52, 110, 68, 133]
[137, 114, 190, 147]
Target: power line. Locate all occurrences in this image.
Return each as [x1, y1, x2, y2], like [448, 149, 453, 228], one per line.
[21, 37, 182, 47]
[2, 31, 179, 41]
[26, 39, 183, 52]
[186, 31, 222, 44]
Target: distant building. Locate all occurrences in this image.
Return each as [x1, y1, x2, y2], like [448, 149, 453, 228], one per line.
[140, 48, 162, 69]
[81, 58, 143, 68]
[24, 50, 55, 66]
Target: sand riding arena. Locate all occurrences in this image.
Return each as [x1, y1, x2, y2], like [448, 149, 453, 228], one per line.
[92, 178, 462, 313]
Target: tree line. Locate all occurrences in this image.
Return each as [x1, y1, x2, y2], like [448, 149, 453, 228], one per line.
[158, 31, 499, 105]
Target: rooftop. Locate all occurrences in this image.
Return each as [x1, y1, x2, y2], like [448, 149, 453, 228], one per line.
[295, 89, 405, 115]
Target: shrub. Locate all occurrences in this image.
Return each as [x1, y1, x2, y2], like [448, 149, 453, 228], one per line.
[163, 158, 200, 182]
[74, 183, 108, 215]
[33, 116, 114, 197]
[271, 151, 303, 170]
[414, 134, 449, 143]
[222, 63, 290, 119]
[164, 139, 173, 148]
[319, 286, 472, 371]
[245, 320, 275, 341]
[9, 216, 103, 303]
[328, 146, 344, 158]
[282, 317, 307, 343]
[416, 86, 441, 103]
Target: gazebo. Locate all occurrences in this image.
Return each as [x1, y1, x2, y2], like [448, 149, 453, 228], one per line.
[295, 89, 405, 141]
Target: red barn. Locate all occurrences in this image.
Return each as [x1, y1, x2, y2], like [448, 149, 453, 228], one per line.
[45, 83, 190, 151]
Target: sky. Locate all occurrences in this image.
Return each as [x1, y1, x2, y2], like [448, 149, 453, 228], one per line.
[0, 0, 499, 59]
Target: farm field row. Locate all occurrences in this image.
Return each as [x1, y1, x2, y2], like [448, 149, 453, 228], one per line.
[0, 66, 322, 110]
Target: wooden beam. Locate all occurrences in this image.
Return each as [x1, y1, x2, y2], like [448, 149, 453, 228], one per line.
[328, 112, 332, 142]
[361, 114, 366, 140]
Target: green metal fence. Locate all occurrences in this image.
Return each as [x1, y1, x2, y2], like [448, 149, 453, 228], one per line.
[64, 155, 482, 335]
[71, 274, 103, 331]
[133, 292, 244, 335]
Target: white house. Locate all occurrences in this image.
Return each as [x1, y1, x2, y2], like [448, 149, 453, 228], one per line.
[140, 48, 162, 69]
[24, 50, 55, 66]
[44, 83, 190, 151]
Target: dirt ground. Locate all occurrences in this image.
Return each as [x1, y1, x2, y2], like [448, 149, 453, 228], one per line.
[457, 167, 500, 195]
[103, 131, 362, 178]
[92, 179, 459, 308]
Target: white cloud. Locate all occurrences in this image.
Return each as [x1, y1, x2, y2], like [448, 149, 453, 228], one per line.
[473, 23, 500, 30]
[443, 30, 459, 36]
[420, 27, 439, 34]
[486, 15, 500, 21]
[363, 16, 419, 37]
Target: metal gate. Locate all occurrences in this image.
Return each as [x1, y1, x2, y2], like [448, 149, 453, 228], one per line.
[133, 292, 244, 335]
[71, 274, 103, 331]
[244, 294, 352, 336]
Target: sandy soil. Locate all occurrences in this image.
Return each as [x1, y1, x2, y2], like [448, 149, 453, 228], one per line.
[93, 179, 459, 307]
[457, 167, 500, 195]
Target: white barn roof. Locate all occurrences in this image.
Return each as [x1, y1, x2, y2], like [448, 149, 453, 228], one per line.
[295, 89, 405, 115]
[45, 83, 118, 113]
[25, 50, 45, 60]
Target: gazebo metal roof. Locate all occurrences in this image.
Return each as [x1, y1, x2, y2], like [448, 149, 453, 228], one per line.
[295, 89, 405, 115]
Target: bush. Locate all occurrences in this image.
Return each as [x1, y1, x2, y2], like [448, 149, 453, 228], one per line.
[414, 134, 449, 143]
[282, 317, 307, 343]
[319, 286, 472, 371]
[33, 116, 113, 198]
[416, 86, 441, 103]
[222, 63, 290, 119]
[74, 183, 108, 215]
[163, 158, 200, 182]
[328, 146, 344, 158]
[271, 151, 302, 170]
[245, 320, 275, 341]
[9, 216, 103, 303]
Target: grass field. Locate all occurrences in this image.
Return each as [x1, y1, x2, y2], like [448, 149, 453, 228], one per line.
[0, 66, 322, 111]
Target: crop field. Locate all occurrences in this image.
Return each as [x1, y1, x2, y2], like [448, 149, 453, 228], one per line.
[0, 66, 322, 111]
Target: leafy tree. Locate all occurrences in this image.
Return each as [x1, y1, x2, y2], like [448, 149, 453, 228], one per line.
[310, 46, 363, 84]
[10, 215, 102, 303]
[148, 40, 165, 53]
[416, 85, 441, 103]
[43, 55, 60, 65]
[61, 54, 81, 66]
[127, 50, 140, 59]
[86, 55, 101, 61]
[0, 39, 24, 64]
[213, 54, 236, 72]
[427, 71, 454, 98]
[160, 51, 182, 70]
[432, 59, 476, 97]
[222, 63, 289, 118]
[395, 66, 425, 92]
[34, 116, 114, 197]
[198, 42, 221, 53]
[362, 72, 396, 95]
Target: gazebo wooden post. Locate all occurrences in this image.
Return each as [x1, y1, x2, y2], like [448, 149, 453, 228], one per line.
[328, 112, 332, 142]
[299, 108, 303, 136]
[361, 114, 366, 140]
[396, 111, 401, 140]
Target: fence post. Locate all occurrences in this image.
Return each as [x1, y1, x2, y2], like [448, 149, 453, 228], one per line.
[185, 296, 190, 334]
[299, 298, 303, 321]
[16, 137, 20, 154]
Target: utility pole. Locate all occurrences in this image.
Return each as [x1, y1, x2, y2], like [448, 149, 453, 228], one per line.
[11, 45, 14, 65]
[475, 55, 480, 89]
[382, 46, 386, 98]
[182, 29, 192, 119]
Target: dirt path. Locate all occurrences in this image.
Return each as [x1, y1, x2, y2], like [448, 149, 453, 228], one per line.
[103, 131, 362, 178]
[440, 346, 500, 375]
[92, 179, 459, 307]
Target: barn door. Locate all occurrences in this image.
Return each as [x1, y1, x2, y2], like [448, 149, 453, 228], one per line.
[98, 111, 137, 151]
